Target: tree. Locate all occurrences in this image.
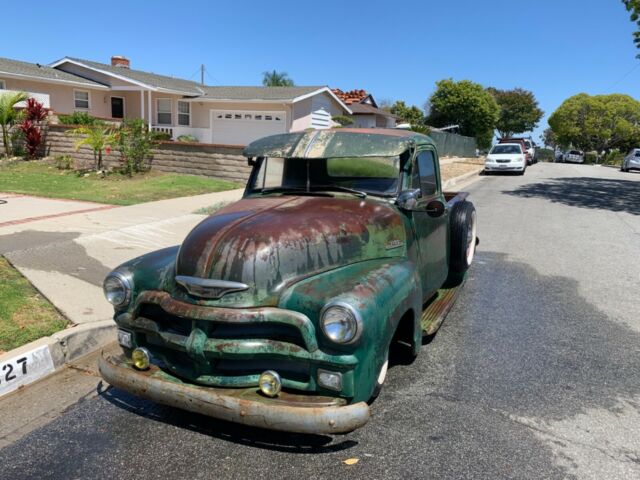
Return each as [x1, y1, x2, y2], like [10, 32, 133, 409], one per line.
[427, 79, 499, 149]
[390, 101, 425, 126]
[622, 1, 640, 56]
[487, 87, 543, 138]
[67, 125, 117, 171]
[548, 93, 640, 153]
[262, 70, 294, 87]
[0, 91, 29, 157]
[541, 127, 559, 149]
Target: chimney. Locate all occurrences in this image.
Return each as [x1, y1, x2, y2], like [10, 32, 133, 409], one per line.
[111, 55, 130, 69]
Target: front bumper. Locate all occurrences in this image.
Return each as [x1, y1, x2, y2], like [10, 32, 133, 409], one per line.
[99, 353, 370, 434]
[485, 163, 525, 171]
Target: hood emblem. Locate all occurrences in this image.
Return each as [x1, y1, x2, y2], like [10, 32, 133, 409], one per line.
[175, 276, 249, 299]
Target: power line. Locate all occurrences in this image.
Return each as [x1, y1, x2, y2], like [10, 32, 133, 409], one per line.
[609, 62, 640, 89]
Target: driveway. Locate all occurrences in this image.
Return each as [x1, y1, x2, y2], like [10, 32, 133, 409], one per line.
[1, 164, 639, 480]
[0, 189, 244, 325]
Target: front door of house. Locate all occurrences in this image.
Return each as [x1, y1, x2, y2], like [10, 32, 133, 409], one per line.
[111, 97, 124, 119]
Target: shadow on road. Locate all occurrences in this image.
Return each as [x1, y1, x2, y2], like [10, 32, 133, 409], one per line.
[99, 384, 358, 454]
[504, 176, 640, 215]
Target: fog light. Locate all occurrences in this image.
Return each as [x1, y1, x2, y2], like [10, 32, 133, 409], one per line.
[259, 370, 281, 397]
[131, 347, 151, 371]
[318, 369, 343, 391]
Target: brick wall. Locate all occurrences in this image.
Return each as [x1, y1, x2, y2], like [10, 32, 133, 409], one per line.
[41, 125, 251, 183]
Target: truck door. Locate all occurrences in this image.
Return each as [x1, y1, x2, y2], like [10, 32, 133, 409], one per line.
[410, 149, 448, 301]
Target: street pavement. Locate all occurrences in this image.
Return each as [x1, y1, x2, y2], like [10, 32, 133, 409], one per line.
[1, 164, 639, 479]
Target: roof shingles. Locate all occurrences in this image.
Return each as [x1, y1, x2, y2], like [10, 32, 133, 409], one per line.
[0, 57, 105, 88]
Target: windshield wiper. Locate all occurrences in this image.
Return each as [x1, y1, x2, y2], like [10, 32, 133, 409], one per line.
[309, 185, 367, 198]
[259, 187, 332, 197]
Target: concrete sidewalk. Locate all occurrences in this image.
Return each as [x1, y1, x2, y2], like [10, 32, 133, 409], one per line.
[0, 188, 243, 381]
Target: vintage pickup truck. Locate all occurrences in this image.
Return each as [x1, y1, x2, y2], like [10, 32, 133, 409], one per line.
[99, 128, 478, 434]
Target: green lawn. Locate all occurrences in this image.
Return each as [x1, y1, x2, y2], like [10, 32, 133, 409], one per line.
[0, 257, 68, 353]
[0, 161, 240, 206]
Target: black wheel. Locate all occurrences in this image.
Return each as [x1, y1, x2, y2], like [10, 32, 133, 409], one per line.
[449, 201, 477, 275]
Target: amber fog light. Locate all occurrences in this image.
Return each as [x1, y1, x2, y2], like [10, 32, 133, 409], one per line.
[259, 370, 281, 397]
[131, 347, 151, 370]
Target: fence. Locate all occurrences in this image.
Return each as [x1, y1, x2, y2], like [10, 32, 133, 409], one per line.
[429, 130, 477, 158]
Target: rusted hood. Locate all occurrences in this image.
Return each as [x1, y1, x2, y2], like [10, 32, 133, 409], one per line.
[175, 195, 407, 306]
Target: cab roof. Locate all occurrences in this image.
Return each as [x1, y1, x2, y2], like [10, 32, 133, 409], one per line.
[243, 128, 436, 159]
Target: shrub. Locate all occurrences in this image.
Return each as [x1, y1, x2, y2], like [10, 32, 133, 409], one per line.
[118, 119, 154, 176]
[150, 131, 172, 141]
[177, 134, 198, 143]
[332, 115, 354, 127]
[536, 148, 554, 162]
[66, 125, 117, 171]
[9, 128, 25, 157]
[58, 111, 101, 126]
[55, 155, 73, 170]
[18, 99, 48, 158]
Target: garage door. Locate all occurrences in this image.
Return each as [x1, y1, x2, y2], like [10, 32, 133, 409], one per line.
[211, 110, 286, 145]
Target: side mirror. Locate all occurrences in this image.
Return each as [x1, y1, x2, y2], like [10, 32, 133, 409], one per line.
[396, 188, 421, 210]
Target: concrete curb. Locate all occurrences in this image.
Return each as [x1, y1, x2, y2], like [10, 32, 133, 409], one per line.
[442, 166, 485, 190]
[0, 320, 115, 397]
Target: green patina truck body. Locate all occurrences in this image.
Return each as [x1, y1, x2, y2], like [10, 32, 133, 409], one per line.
[99, 128, 478, 434]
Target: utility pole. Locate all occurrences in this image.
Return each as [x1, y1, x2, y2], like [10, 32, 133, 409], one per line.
[201, 64, 205, 86]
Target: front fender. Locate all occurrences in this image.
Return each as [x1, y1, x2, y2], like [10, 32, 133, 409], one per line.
[279, 258, 422, 402]
[110, 246, 179, 313]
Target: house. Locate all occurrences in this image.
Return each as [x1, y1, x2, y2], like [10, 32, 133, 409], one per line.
[0, 55, 351, 146]
[332, 89, 396, 129]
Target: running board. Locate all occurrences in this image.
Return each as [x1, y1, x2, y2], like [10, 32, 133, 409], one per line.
[420, 277, 466, 336]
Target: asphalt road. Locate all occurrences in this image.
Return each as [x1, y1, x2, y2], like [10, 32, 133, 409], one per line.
[2, 163, 639, 480]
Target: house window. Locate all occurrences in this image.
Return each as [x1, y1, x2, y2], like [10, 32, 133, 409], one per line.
[157, 99, 172, 125]
[74, 90, 90, 110]
[177, 101, 190, 126]
[0, 80, 5, 89]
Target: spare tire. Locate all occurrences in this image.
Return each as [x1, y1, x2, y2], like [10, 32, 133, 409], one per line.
[449, 201, 477, 275]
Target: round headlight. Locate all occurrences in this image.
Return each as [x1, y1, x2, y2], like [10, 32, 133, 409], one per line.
[321, 303, 360, 344]
[132, 347, 151, 370]
[103, 273, 131, 307]
[259, 370, 281, 397]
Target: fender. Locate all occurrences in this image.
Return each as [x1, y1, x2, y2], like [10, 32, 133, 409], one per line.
[279, 258, 422, 402]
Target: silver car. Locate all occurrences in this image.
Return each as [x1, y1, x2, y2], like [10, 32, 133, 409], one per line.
[621, 148, 640, 172]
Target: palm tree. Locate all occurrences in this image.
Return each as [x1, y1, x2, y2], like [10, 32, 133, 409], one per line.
[262, 70, 295, 87]
[67, 125, 117, 171]
[0, 91, 29, 157]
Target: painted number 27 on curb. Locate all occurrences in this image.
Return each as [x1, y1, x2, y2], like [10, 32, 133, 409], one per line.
[0, 357, 27, 384]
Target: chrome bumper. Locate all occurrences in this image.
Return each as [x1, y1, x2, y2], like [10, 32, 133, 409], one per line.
[99, 353, 370, 434]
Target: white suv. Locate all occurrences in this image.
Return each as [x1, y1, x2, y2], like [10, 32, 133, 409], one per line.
[621, 148, 640, 172]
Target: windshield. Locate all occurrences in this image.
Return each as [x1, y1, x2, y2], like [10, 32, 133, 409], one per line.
[490, 145, 522, 154]
[249, 156, 402, 197]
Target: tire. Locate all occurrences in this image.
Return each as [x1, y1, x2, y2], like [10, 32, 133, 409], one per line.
[369, 352, 389, 402]
[449, 201, 477, 275]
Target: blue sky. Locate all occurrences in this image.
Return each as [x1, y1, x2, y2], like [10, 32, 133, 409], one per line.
[2, 0, 638, 142]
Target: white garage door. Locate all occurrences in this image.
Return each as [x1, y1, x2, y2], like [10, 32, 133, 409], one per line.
[211, 110, 286, 145]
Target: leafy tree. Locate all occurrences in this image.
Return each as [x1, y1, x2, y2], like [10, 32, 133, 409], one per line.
[390, 101, 425, 126]
[622, 1, 640, 56]
[67, 125, 117, 171]
[262, 70, 294, 87]
[487, 87, 543, 138]
[548, 93, 640, 153]
[427, 79, 499, 149]
[0, 91, 29, 157]
[541, 127, 559, 149]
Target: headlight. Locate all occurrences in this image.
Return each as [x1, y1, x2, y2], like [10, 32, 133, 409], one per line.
[320, 302, 361, 344]
[103, 272, 132, 307]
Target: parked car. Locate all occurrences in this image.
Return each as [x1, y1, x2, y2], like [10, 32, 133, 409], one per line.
[621, 148, 640, 172]
[99, 129, 478, 434]
[499, 138, 532, 165]
[523, 139, 537, 163]
[485, 143, 527, 174]
[563, 150, 585, 163]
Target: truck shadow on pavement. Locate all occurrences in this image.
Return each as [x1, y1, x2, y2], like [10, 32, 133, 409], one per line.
[503, 176, 640, 215]
[99, 385, 358, 453]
